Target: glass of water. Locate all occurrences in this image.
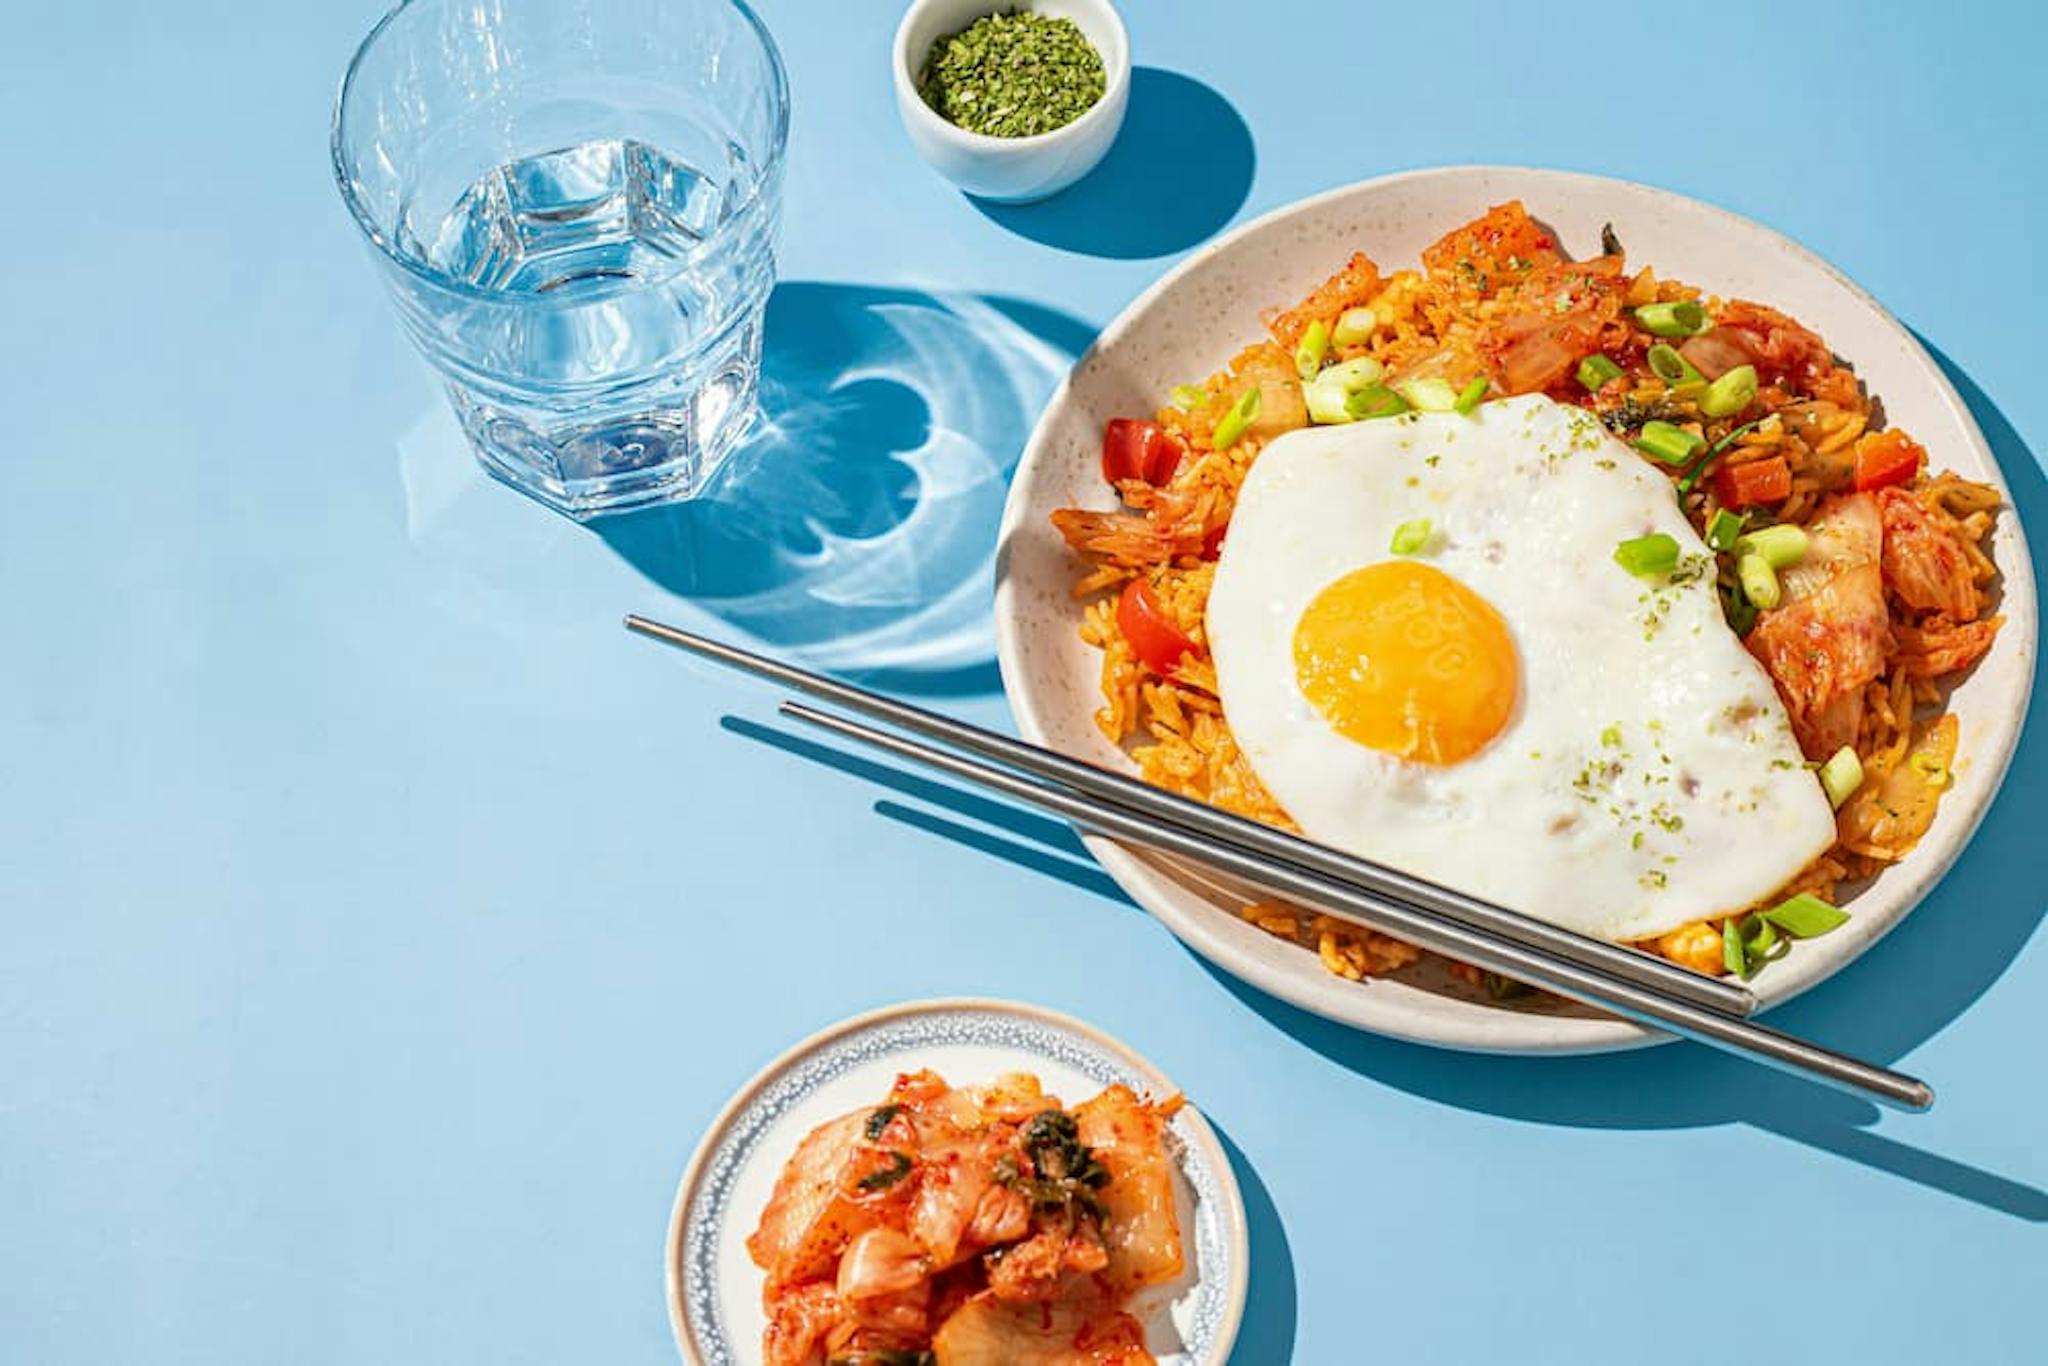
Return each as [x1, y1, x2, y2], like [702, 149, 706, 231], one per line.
[332, 0, 789, 519]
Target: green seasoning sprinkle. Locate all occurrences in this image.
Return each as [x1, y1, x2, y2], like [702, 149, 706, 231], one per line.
[1646, 343, 1705, 387]
[1636, 420, 1705, 466]
[856, 1151, 913, 1192]
[1211, 387, 1260, 449]
[1332, 307, 1377, 347]
[1578, 353, 1625, 391]
[1700, 363, 1758, 418]
[1614, 532, 1681, 577]
[1705, 508, 1747, 552]
[1818, 745, 1865, 809]
[863, 1104, 902, 1140]
[1453, 376, 1490, 414]
[1168, 383, 1207, 411]
[1295, 320, 1331, 379]
[1634, 300, 1709, 337]
[1762, 893, 1851, 939]
[917, 10, 1107, 139]
[1390, 519, 1433, 555]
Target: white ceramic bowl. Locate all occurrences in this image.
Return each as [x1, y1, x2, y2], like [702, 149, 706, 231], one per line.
[994, 166, 2038, 1054]
[892, 0, 1130, 203]
[665, 998, 1248, 1364]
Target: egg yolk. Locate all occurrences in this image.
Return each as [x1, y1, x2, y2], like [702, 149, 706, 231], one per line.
[1292, 561, 1519, 765]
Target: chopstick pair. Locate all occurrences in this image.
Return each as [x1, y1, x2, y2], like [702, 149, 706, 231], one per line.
[624, 615, 1933, 1113]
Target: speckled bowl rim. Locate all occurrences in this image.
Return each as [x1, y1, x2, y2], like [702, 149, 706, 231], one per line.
[663, 996, 1249, 1364]
[993, 165, 2038, 1055]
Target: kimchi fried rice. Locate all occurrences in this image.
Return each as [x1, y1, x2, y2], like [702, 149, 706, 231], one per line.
[1052, 201, 2004, 991]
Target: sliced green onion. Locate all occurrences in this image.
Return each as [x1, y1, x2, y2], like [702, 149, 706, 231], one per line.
[1674, 419, 1763, 497]
[1646, 343, 1705, 387]
[1909, 751, 1951, 788]
[1322, 356, 1385, 392]
[1211, 387, 1260, 450]
[1390, 518, 1433, 555]
[1578, 353, 1625, 391]
[1743, 913, 1779, 960]
[1737, 552, 1781, 610]
[1332, 306, 1377, 347]
[1294, 320, 1330, 380]
[1482, 971, 1531, 1001]
[1613, 532, 1681, 577]
[856, 1151, 913, 1192]
[1168, 384, 1208, 411]
[1705, 508, 1747, 552]
[1346, 385, 1409, 420]
[1818, 745, 1864, 809]
[1302, 377, 1354, 425]
[1453, 376, 1489, 414]
[1722, 918, 1747, 976]
[1636, 420, 1705, 466]
[1735, 523, 1808, 569]
[1762, 893, 1851, 939]
[1721, 582, 1758, 637]
[1699, 363, 1758, 418]
[1635, 300, 1709, 338]
[1397, 377, 1460, 412]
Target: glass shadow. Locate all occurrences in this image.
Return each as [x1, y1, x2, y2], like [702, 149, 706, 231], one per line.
[599, 281, 1095, 695]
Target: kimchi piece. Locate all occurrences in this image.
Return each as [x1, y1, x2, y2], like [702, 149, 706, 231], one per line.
[746, 1070, 1185, 1366]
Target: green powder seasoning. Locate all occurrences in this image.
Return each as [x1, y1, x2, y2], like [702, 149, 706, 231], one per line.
[917, 9, 1106, 139]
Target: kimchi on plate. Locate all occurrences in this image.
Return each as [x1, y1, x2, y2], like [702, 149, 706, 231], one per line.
[746, 1069, 1185, 1366]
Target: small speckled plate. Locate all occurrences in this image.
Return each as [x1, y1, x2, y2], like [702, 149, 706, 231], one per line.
[994, 166, 2037, 1054]
[665, 998, 1248, 1365]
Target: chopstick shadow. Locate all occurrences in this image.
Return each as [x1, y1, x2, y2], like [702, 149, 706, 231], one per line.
[720, 344, 2045, 1220]
[727, 707, 2048, 1222]
[718, 714, 1135, 906]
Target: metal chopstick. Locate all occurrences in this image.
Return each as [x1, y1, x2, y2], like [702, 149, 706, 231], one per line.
[622, 614, 1753, 1017]
[778, 699, 1933, 1113]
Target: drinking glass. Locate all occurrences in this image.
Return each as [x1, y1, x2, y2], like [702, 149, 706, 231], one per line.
[333, 0, 789, 518]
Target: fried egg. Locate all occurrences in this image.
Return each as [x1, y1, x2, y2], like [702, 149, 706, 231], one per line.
[1205, 394, 1835, 943]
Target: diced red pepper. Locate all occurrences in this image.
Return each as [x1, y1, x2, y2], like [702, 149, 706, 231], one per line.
[1117, 579, 1199, 675]
[1101, 418, 1184, 487]
[1853, 429, 1924, 492]
[1714, 454, 1793, 509]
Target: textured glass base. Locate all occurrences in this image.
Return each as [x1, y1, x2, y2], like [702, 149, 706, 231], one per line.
[445, 317, 763, 520]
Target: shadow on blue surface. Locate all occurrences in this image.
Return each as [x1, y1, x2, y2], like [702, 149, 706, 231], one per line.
[974, 68, 1255, 260]
[722, 342, 2048, 1222]
[601, 282, 1094, 696]
[1197, 336, 2047, 1222]
[1210, 1120, 1296, 1366]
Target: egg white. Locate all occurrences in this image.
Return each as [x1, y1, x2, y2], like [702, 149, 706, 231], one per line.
[1205, 394, 1836, 944]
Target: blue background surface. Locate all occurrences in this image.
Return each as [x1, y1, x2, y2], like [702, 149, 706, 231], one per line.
[4, 1, 2044, 1361]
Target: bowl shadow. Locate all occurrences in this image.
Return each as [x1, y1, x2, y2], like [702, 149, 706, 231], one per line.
[599, 281, 1095, 695]
[1209, 1121, 1296, 1366]
[973, 68, 1255, 260]
[720, 336, 2046, 1220]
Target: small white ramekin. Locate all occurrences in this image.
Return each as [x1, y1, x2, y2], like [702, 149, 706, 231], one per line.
[892, 0, 1130, 204]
